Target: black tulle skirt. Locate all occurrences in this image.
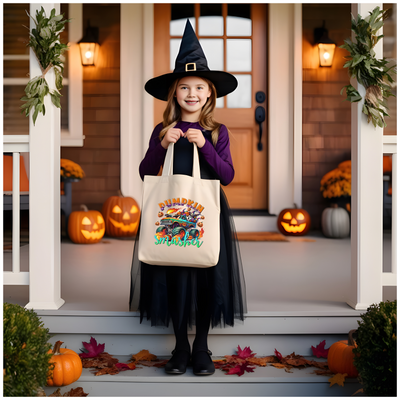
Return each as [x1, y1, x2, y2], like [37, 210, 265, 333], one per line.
[129, 138, 247, 329]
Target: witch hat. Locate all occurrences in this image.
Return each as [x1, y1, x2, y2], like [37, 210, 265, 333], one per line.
[145, 20, 237, 101]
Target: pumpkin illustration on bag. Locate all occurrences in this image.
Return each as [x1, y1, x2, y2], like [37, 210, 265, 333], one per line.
[277, 207, 311, 236]
[102, 193, 140, 237]
[68, 205, 105, 244]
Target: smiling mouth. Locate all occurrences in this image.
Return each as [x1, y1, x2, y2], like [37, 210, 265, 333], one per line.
[185, 100, 199, 105]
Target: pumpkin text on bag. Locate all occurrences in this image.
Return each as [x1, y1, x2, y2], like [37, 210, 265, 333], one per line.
[138, 143, 220, 268]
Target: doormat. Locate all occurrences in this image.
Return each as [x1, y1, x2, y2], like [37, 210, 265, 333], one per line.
[236, 232, 289, 242]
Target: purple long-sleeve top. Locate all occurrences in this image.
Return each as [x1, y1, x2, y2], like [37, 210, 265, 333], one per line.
[139, 121, 235, 186]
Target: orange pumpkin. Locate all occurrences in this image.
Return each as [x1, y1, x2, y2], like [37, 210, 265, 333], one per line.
[102, 194, 140, 237]
[47, 341, 82, 386]
[68, 205, 105, 244]
[327, 330, 359, 378]
[277, 207, 311, 236]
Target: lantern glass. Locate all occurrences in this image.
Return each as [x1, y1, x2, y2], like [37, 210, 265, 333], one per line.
[318, 43, 336, 67]
[79, 42, 98, 66]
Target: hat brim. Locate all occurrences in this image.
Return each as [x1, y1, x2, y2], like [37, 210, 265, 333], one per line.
[145, 71, 238, 101]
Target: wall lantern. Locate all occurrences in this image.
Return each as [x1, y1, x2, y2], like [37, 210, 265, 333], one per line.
[78, 21, 99, 66]
[314, 21, 336, 67]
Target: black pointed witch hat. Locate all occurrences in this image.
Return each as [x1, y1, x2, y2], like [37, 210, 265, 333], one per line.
[145, 20, 238, 101]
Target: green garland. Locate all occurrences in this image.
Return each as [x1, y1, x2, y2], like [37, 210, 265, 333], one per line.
[340, 6, 396, 128]
[20, 7, 70, 125]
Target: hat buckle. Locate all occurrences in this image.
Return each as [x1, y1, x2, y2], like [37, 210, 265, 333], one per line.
[185, 63, 197, 72]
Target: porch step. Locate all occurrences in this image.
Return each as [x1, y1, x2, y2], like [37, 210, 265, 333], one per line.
[40, 310, 363, 396]
[43, 354, 362, 397]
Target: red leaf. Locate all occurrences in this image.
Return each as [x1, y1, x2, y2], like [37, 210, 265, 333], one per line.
[274, 349, 283, 361]
[236, 345, 256, 359]
[311, 340, 330, 358]
[79, 337, 106, 358]
[115, 362, 136, 371]
[226, 362, 255, 376]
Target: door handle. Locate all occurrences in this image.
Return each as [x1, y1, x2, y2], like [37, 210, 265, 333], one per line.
[255, 106, 265, 151]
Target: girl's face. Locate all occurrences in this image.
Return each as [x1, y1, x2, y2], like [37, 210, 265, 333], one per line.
[175, 76, 211, 121]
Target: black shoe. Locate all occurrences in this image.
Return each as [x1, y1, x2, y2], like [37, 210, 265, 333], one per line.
[165, 349, 191, 374]
[192, 350, 215, 376]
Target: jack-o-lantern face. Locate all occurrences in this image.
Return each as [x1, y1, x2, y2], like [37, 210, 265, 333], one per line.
[102, 196, 140, 237]
[277, 208, 311, 236]
[81, 214, 105, 240]
[68, 206, 105, 244]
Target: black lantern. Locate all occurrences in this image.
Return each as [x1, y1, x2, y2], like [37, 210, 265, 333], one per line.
[314, 21, 336, 67]
[78, 21, 99, 66]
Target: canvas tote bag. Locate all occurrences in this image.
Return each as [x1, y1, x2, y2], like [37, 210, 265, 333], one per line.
[138, 142, 220, 268]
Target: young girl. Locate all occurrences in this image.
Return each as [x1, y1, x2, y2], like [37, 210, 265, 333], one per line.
[130, 20, 246, 376]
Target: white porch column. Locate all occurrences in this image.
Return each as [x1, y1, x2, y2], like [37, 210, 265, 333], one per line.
[26, 3, 64, 310]
[347, 3, 383, 310]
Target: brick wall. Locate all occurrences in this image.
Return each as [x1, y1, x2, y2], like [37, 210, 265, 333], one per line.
[61, 4, 120, 213]
[302, 4, 352, 230]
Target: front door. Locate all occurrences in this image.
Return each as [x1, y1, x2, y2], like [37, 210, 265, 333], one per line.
[154, 4, 268, 210]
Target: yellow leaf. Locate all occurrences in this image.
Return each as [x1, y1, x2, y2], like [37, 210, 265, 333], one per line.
[329, 373, 348, 387]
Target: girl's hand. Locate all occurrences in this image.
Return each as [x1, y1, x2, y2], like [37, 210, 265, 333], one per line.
[161, 127, 184, 149]
[184, 128, 206, 148]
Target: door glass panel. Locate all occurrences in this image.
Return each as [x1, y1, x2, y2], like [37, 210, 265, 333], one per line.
[227, 39, 252, 71]
[170, 4, 195, 36]
[199, 4, 223, 36]
[199, 39, 224, 70]
[227, 74, 251, 108]
[227, 4, 251, 36]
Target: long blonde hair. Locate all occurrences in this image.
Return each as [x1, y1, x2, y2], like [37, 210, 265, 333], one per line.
[159, 77, 221, 147]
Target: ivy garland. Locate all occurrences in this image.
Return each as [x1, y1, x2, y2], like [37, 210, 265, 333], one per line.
[20, 7, 70, 125]
[340, 6, 397, 128]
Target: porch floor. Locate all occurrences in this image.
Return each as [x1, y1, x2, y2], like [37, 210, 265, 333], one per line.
[3, 231, 395, 315]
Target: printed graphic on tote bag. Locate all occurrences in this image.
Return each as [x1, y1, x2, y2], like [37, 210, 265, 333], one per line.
[154, 198, 205, 248]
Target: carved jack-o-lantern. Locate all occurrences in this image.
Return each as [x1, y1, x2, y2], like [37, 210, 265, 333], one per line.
[68, 205, 105, 244]
[277, 208, 311, 236]
[102, 194, 140, 237]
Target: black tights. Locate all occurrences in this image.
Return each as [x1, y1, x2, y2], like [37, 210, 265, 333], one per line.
[169, 270, 211, 353]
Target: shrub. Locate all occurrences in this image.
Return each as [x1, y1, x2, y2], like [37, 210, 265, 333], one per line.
[3, 303, 52, 396]
[353, 300, 397, 396]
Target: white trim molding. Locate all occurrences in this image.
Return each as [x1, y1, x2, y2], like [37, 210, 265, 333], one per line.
[61, 3, 84, 147]
[120, 3, 154, 203]
[268, 4, 302, 215]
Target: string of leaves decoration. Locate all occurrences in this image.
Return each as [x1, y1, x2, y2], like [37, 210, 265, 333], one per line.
[20, 7, 70, 125]
[340, 6, 396, 128]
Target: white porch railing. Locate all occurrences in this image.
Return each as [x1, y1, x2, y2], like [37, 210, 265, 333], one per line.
[382, 136, 397, 287]
[3, 136, 30, 285]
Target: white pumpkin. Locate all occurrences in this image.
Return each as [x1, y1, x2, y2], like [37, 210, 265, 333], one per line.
[321, 204, 350, 238]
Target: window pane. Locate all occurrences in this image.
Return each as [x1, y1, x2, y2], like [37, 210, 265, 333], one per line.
[199, 39, 224, 70]
[4, 60, 29, 78]
[227, 39, 252, 71]
[170, 39, 181, 71]
[216, 97, 224, 108]
[4, 86, 29, 134]
[227, 4, 252, 36]
[227, 75, 251, 108]
[61, 85, 69, 130]
[4, 3, 30, 55]
[170, 4, 195, 36]
[199, 4, 223, 36]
